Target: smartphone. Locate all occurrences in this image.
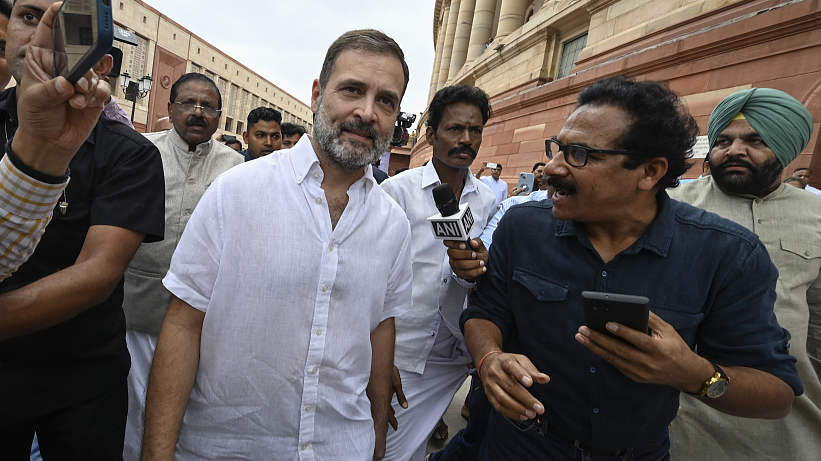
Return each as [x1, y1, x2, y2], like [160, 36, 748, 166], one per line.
[53, 0, 114, 85]
[582, 291, 650, 341]
[517, 172, 534, 195]
[486, 162, 498, 169]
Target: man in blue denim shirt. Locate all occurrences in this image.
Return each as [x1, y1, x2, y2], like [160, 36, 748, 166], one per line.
[460, 76, 802, 460]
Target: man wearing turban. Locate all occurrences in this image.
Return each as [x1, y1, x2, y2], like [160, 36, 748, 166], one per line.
[670, 88, 821, 460]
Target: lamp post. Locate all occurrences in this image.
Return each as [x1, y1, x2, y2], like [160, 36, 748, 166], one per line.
[119, 71, 153, 123]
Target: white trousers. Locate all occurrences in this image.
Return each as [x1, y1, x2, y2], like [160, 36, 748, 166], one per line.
[384, 324, 471, 461]
[123, 330, 159, 461]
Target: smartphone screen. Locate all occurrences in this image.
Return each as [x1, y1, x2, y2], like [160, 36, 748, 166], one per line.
[52, 0, 113, 84]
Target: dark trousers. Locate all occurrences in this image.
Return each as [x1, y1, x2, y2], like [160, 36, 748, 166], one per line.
[479, 410, 670, 461]
[429, 374, 491, 461]
[0, 382, 127, 461]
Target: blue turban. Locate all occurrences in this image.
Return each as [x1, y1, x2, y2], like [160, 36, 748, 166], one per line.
[707, 88, 813, 167]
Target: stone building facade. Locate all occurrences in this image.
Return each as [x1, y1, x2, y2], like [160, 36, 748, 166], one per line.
[109, 0, 313, 137]
[414, 0, 821, 190]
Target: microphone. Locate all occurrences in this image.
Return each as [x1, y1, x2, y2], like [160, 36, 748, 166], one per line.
[428, 183, 475, 242]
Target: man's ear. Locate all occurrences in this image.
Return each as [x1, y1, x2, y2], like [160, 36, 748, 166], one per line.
[638, 157, 669, 191]
[311, 79, 321, 113]
[93, 55, 114, 79]
[242, 131, 249, 145]
[425, 126, 435, 145]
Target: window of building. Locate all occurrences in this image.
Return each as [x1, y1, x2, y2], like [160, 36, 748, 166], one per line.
[173, 33, 176, 40]
[119, 2, 123, 10]
[142, 16, 146, 24]
[236, 121, 244, 135]
[557, 33, 587, 79]
[225, 117, 233, 132]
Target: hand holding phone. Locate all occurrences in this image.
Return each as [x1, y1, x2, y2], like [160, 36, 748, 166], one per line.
[10, 1, 112, 176]
[582, 291, 650, 342]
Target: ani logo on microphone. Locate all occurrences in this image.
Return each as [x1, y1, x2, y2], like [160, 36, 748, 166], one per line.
[432, 207, 474, 239]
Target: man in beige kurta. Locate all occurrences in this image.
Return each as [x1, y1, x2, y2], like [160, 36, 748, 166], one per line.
[669, 88, 821, 460]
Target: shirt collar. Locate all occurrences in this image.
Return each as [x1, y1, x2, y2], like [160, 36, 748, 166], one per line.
[290, 135, 375, 195]
[169, 127, 212, 154]
[420, 160, 477, 197]
[555, 191, 674, 258]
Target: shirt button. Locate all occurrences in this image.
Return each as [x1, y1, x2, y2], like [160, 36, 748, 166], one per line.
[443, 279, 448, 283]
[589, 367, 597, 374]
[601, 271, 608, 277]
[187, 179, 195, 185]
[321, 285, 329, 292]
[305, 406, 312, 412]
[314, 172, 320, 178]
[311, 367, 319, 374]
[328, 244, 335, 252]
[184, 209, 192, 215]
[298, 176, 303, 182]
[301, 444, 309, 451]
[593, 408, 600, 414]
[315, 197, 322, 204]
[316, 329, 322, 336]
[805, 251, 811, 257]
[757, 219, 762, 224]
[755, 199, 762, 204]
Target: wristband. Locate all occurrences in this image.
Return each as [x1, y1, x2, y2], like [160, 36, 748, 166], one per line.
[477, 350, 503, 379]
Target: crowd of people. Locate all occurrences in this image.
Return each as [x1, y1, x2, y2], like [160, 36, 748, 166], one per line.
[0, 1, 819, 461]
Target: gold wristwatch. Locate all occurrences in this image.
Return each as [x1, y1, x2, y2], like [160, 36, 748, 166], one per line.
[691, 362, 729, 399]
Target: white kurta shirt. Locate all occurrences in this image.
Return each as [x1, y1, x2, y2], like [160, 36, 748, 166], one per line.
[381, 162, 497, 373]
[479, 175, 508, 206]
[163, 136, 413, 461]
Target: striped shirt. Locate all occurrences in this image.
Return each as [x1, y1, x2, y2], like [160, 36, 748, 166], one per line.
[0, 153, 68, 280]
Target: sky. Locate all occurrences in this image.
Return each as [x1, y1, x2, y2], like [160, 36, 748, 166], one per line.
[142, 0, 437, 119]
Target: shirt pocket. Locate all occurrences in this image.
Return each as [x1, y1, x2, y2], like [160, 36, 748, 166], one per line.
[652, 307, 703, 346]
[778, 239, 821, 279]
[511, 267, 569, 347]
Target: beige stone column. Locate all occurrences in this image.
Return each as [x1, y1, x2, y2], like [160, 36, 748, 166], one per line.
[447, 0, 476, 81]
[467, 0, 497, 61]
[437, 0, 461, 91]
[496, 0, 529, 39]
[428, 5, 450, 101]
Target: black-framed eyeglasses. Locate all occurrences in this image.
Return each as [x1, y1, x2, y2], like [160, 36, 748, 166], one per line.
[545, 137, 636, 167]
[173, 101, 222, 118]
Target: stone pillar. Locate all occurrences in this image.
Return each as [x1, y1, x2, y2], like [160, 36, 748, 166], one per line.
[437, 0, 461, 91]
[447, 0, 476, 81]
[496, 0, 529, 39]
[428, 5, 450, 101]
[467, 0, 497, 61]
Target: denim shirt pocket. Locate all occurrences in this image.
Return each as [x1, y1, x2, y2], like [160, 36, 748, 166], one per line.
[651, 307, 704, 345]
[512, 267, 569, 347]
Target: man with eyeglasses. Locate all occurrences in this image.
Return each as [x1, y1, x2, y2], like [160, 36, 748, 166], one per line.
[459, 75, 801, 460]
[121, 72, 242, 460]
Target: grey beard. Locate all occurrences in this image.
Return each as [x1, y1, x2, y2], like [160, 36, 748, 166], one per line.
[314, 98, 390, 171]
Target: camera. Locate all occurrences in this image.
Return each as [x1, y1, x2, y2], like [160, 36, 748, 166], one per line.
[391, 112, 417, 147]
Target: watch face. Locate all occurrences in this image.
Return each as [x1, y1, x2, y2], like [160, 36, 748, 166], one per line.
[706, 379, 729, 398]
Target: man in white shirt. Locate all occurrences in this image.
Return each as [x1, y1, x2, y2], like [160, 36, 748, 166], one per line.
[795, 167, 821, 195]
[476, 162, 508, 206]
[141, 30, 413, 461]
[381, 84, 498, 461]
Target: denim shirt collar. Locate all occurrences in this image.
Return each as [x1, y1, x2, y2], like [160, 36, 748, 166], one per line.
[554, 191, 674, 258]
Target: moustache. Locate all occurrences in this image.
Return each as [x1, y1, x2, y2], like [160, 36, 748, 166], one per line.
[716, 158, 755, 172]
[186, 117, 209, 128]
[338, 120, 378, 140]
[546, 176, 577, 194]
[447, 145, 477, 158]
